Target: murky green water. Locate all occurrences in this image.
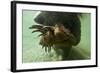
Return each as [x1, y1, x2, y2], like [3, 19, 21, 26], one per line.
[22, 10, 91, 63]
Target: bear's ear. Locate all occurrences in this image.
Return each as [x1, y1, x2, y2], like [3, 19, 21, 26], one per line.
[34, 12, 45, 24]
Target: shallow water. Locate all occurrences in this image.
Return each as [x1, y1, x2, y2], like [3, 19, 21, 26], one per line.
[22, 11, 91, 63]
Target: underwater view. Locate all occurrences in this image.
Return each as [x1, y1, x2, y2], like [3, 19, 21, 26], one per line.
[22, 10, 91, 63]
